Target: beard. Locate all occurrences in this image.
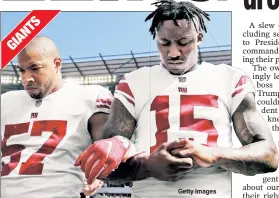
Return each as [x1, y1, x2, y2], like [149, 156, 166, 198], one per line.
[28, 78, 53, 99]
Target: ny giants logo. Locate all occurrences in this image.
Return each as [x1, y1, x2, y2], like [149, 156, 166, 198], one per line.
[178, 87, 188, 93]
[30, 112, 38, 119]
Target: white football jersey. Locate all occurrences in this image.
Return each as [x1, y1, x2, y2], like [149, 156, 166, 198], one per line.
[1, 83, 113, 198]
[114, 62, 255, 198]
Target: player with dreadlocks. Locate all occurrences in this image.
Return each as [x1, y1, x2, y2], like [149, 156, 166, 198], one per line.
[76, 0, 278, 197]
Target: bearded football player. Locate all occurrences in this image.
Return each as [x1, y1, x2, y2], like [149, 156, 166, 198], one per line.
[76, 1, 278, 198]
[1, 36, 111, 198]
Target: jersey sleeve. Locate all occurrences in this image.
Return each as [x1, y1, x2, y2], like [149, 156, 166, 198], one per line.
[230, 70, 256, 115]
[84, 85, 113, 116]
[94, 86, 113, 114]
[1, 92, 8, 118]
[114, 75, 136, 119]
[1, 91, 23, 119]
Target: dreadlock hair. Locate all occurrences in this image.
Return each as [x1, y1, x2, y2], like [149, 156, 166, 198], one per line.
[145, 0, 210, 39]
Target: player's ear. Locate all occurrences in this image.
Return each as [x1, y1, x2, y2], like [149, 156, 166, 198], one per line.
[54, 57, 62, 73]
[197, 32, 203, 45]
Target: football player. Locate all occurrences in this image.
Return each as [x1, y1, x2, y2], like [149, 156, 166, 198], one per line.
[76, 1, 278, 197]
[1, 36, 112, 198]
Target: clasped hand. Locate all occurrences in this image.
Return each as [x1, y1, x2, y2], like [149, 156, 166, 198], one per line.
[75, 137, 218, 184]
[145, 138, 218, 181]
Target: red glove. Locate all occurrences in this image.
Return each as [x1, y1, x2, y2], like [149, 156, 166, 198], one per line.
[75, 136, 137, 184]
